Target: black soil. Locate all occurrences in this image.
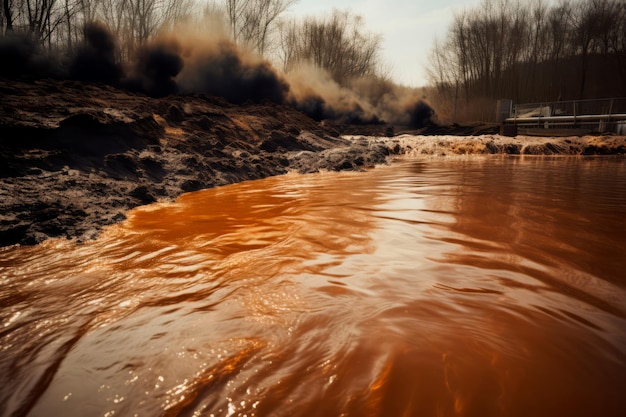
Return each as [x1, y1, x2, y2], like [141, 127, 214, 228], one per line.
[0, 79, 398, 246]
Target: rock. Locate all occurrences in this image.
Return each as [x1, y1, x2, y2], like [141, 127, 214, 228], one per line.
[0, 220, 29, 247]
[130, 185, 157, 204]
[180, 180, 204, 192]
[166, 104, 184, 122]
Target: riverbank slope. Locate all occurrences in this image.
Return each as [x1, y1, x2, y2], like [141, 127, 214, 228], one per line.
[1, 78, 625, 247]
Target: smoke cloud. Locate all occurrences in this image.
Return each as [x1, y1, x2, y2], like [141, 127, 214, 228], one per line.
[126, 39, 184, 97]
[286, 64, 381, 124]
[0, 21, 435, 128]
[69, 21, 124, 84]
[286, 64, 434, 128]
[176, 40, 289, 104]
[0, 31, 56, 78]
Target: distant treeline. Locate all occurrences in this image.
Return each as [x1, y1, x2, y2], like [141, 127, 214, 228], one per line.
[426, 0, 626, 123]
[0, 0, 383, 89]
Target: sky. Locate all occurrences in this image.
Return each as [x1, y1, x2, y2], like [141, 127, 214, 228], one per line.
[286, 0, 484, 87]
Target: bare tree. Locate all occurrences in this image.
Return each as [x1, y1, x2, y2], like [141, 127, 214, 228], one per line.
[569, 0, 600, 97]
[426, 36, 462, 121]
[60, 0, 82, 50]
[3, 0, 14, 32]
[615, 2, 626, 91]
[0, 0, 199, 59]
[279, 9, 382, 85]
[226, 0, 296, 54]
[424, 0, 626, 122]
[24, 0, 56, 40]
[277, 16, 297, 72]
[90, 0, 194, 58]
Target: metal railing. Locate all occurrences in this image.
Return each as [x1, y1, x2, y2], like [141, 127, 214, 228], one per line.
[504, 98, 626, 133]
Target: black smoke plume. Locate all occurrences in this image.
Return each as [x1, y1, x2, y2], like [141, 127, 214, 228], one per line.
[0, 21, 435, 127]
[286, 65, 434, 128]
[125, 39, 184, 97]
[69, 21, 123, 84]
[293, 95, 327, 121]
[177, 40, 289, 104]
[406, 101, 435, 128]
[293, 94, 383, 125]
[0, 31, 55, 78]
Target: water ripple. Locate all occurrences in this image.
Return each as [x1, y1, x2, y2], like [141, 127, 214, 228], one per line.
[1, 157, 626, 416]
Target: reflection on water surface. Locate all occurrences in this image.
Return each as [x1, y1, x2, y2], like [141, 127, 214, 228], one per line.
[1, 156, 625, 417]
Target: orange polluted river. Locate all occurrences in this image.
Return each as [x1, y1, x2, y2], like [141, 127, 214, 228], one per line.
[1, 156, 626, 417]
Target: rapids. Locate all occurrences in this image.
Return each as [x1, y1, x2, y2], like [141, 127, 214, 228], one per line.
[1, 155, 625, 417]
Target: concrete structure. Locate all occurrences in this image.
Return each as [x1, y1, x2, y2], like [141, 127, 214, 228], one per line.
[500, 98, 626, 136]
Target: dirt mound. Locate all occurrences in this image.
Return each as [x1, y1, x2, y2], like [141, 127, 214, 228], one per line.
[0, 79, 392, 246]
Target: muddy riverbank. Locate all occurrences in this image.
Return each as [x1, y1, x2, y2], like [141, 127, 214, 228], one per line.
[1, 78, 625, 247]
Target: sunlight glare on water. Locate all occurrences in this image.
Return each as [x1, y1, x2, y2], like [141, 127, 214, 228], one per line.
[1, 156, 626, 417]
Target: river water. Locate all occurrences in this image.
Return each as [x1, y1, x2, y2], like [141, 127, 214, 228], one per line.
[1, 155, 626, 417]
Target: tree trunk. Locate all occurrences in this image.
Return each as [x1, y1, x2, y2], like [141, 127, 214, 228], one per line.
[3, 0, 12, 31]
